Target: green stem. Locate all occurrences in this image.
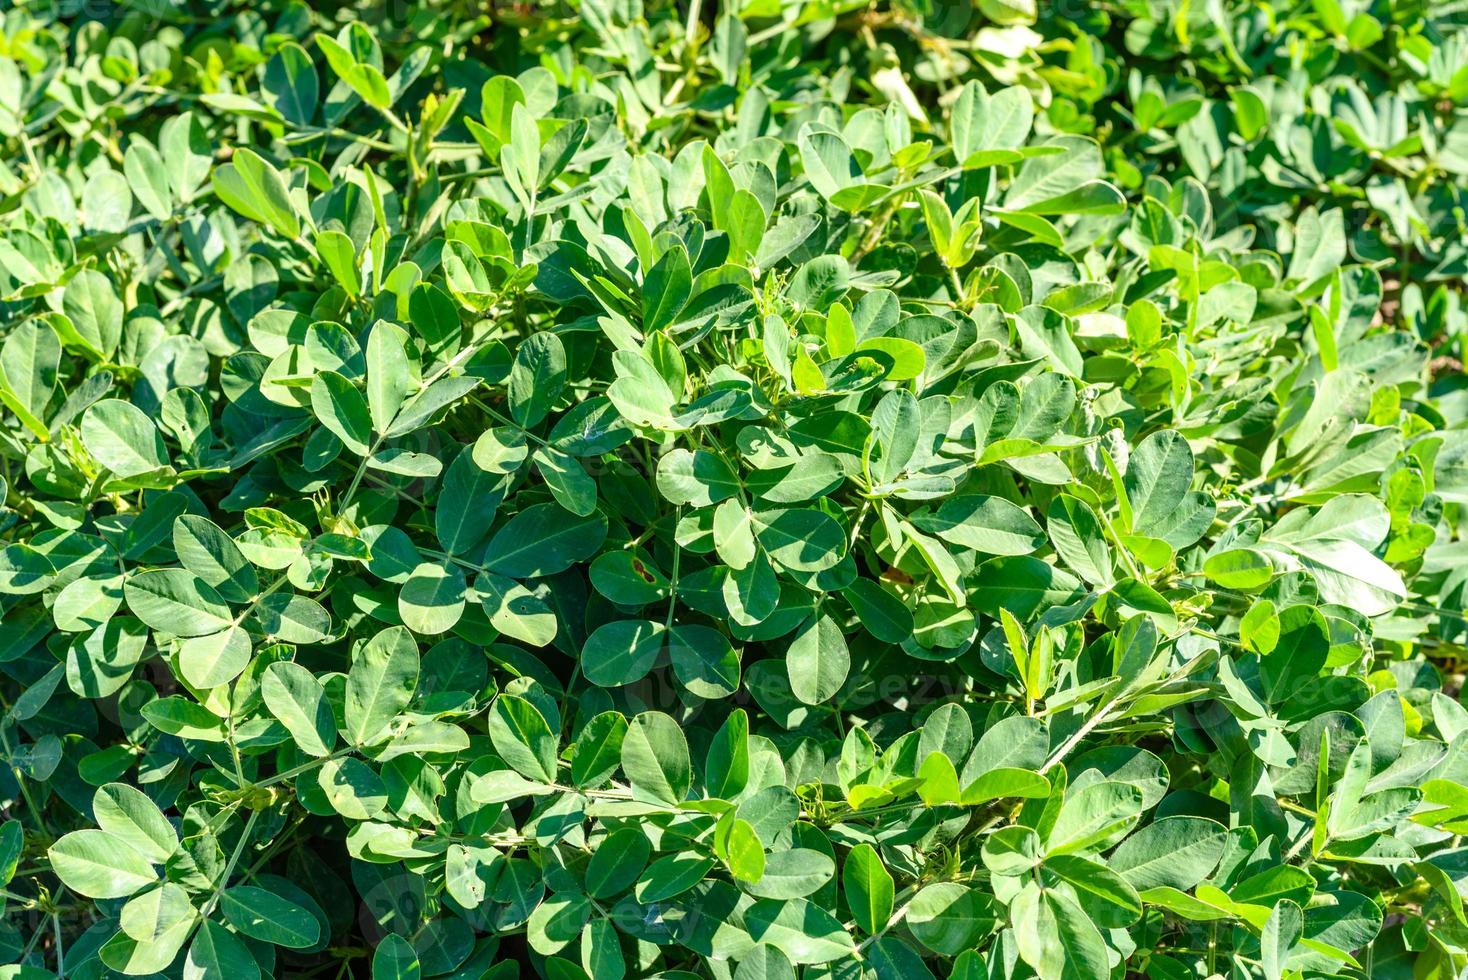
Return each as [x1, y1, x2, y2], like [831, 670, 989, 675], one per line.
[856, 883, 922, 952]
[255, 746, 354, 790]
[199, 806, 257, 919]
[53, 912, 64, 979]
[665, 506, 684, 630]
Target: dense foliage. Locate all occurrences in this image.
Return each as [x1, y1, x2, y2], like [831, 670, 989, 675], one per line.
[2, 0, 1468, 976]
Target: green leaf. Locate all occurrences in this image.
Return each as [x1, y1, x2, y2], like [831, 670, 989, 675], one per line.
[843, 578, 913, 643]
[960, 766, 1051, 804]
[509, 331, 567, 428]
[657, 448, 739, 507]
[263, 42, 320, 125]
[81, 399, 168, 479]
[706, 708, 750, 800]
[1109, 816, 1228, 891]
[1046, 494, 1113, 587]
[344, 626, 419, 745]
[582, 619, 664, 687]
[1004, 136, 1105, 211]
[62, 270, 124, 358]
[124, 139, 173, 221]
[407, 283, 462, 362]
[311, 370, 372, 455]
[398, 561, 467, 634]
[785, 613, 848, 705]
[315, 231, 360, 296]
[488, 695, 559, 783]
[907, 883, 998, 956]
[319, 756, 387, 819]
[1261, 900, 1304, 980]
[1043, 854, 1141, 927]
[211, 148, 301, 239]
[1204, 549, 1274, 589]
[527, 893, 592, 955]
[571, 711, 627, 789]
[620, 711, 690, 806]
[365, 320, 413, 433]
[262, 661, 337, 757]
[105, 897, 195, 973]
[48, 830, 156, 899]
[477, 572, 557, 646]
[502, 102, 541, 212]
[669, 623, 740, 698]
[119, 881, 196, 945]
[219, 885, 322, 949]
[186, 919, 262, 980]
[752, 508, 846, 573]
[843, 843, 894, 935]
[952, 81, 1034, 165]
[912, 495, 1044, 555]
[643, 245, 692, 333]
[481, 504, 607, 578]
[585, 827, 650, 899]
[1012, 885, 1109, 980]
[1048, 780, 1143, 855]
[124, 569, 233, 637]
[82, 170, 132, 234]
[93, 783, 176, 863]
[372, 934, 420, 980]
[0, 545, 54, 595]
[0, 821, 22, 886]
[718, 817, 766, 883]
[1125, 430, 1195, 538]
[1257, 604, 1329, 703]
[0, 319, 58, 441]
[140, 697, 226, 740]
[744, 898, 856, 965]
[799, 127, 861, 202]
[436, 444, 509, 555]
[173, 515, 257, 603]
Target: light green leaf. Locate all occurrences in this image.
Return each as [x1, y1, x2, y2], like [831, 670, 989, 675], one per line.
[48, 830, 156, 899]
[262, 661, 337, 757]
[344, 626, 419, 745]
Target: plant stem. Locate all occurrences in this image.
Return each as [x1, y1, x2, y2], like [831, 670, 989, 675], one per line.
[200, 805, 258, 919]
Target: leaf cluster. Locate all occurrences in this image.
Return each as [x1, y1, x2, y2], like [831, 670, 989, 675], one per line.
[0, 0, 1466, 978]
